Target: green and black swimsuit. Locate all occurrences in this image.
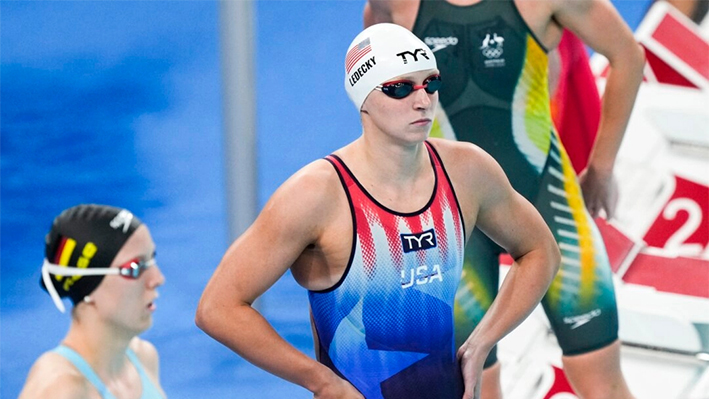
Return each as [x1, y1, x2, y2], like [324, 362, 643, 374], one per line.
[413, 0, 618, 366]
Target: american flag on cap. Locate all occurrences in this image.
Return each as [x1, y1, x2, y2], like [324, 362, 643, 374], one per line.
[346, 38, 372, 74]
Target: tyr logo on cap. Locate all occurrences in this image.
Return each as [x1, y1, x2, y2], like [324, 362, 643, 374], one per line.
[396, 48, 430, 64]
[110, 210, 134, 233]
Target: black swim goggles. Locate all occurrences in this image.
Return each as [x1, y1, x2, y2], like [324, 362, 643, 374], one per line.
[375, 74, 442, 99]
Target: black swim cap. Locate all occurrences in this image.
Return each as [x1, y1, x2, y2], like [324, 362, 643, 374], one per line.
[41, 204, 143, 307]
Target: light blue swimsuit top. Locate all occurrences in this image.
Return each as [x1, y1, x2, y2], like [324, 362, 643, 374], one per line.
[53, 345, 165, 399]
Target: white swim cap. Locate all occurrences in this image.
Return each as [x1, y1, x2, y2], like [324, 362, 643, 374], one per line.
[344, 23, 437, 110]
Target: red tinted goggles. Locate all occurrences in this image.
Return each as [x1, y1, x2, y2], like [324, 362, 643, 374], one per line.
[116, 257, 156, 279]
[375, 74, 442, 99]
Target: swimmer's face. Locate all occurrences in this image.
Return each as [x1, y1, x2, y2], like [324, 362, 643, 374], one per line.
[89, 225, 164, 334]
[361, 68, 440, 143]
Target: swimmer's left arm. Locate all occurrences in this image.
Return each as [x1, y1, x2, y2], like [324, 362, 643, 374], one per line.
[552, 0, 645, 218]
[440, 141, 560, 399]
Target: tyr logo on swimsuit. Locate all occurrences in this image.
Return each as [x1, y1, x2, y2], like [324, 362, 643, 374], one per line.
[401, 229, 437, 253]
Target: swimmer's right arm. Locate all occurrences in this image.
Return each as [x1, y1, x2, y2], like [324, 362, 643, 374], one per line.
[195, 161, 364, 399]
[19, 355, 92, 399]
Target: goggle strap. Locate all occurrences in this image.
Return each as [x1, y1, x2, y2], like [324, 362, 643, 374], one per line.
[40, 258, 155, 313]
[41, 259, 124, 313]
[42, 260, 121, 277]
[41, 262, 66, 313]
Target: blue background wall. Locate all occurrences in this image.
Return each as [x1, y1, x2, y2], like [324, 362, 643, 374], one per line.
[1, 1, 648, 397]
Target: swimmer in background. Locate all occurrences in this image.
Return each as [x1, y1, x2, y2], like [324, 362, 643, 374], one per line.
[19, 204, 166, 399]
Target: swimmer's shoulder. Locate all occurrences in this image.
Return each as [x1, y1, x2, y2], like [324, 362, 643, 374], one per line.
[19, 350, 96, 399]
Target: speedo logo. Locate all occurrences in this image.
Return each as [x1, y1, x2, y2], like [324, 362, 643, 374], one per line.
[110, 209, 134, 233]
[563, 309, 602, 329]
[424, 36, 459, 53]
